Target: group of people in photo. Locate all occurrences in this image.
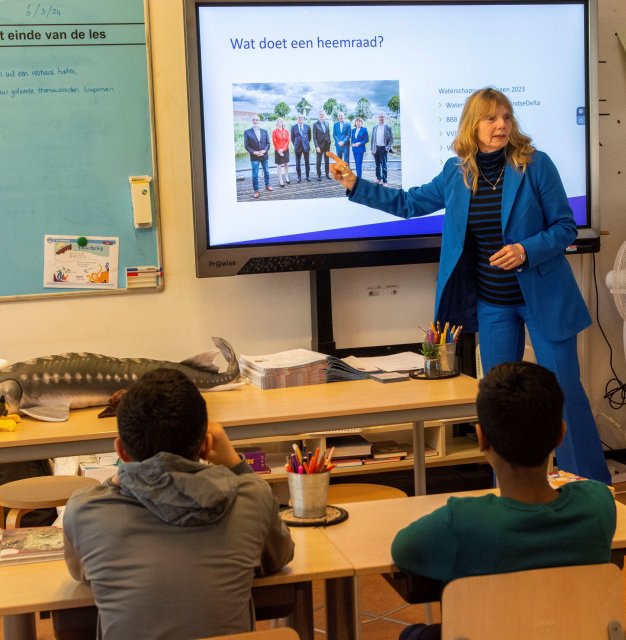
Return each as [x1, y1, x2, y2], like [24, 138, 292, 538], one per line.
[242, 110, 395, 198]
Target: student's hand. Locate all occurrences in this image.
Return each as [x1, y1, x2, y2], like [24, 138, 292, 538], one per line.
[206, 421, 242, 468]
[316, 146, 321, 153]
[326, 151, 357, 190]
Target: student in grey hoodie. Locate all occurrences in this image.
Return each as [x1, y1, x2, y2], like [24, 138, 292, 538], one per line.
[61, 368, 295, 640]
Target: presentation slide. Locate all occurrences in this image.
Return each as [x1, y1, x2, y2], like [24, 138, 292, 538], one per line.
[195, 3, 587, 247]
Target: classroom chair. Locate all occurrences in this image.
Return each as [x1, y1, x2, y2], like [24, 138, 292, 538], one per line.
[0, 474, 100, 528]
[199, 628, 300, 640]
[441, 563, 625, 640]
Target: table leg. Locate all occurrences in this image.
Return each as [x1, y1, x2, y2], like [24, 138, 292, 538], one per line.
[412, 421, 426, 495]
[3, 613, 36, 640]
[326, 576, 358, 640]
[285, 581, 314, 640]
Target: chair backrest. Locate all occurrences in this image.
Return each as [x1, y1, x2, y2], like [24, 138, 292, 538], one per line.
[199, 629, 300, 640]
[442, 563, 625, 640]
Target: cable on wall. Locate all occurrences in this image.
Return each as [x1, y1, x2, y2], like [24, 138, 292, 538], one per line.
[592, 253, 626, 408]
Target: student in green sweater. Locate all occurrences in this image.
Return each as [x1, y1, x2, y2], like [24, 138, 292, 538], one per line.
[391, 361, 616, 640]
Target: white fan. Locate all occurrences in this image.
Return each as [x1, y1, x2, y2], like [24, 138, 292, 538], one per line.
[599, 242, 626, 465]
[605, 240, 626, 359]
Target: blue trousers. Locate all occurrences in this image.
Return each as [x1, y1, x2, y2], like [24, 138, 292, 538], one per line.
[477, 299, 610, 484]
[251, 157, 269, 191]
[334, 144, 350, 165]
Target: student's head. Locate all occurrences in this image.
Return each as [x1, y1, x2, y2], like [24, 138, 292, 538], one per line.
[116, 368, 208, 462]
[378, 113, 386, 124]
[251, 115, 260, 127]
[476, 361, 564, 468]
[276, 117, 285, 129]
[337, 111, 345, 122]
[318, 110, 325, 121]
[355, 117, 363, 127]
[297, 114, 304, 123]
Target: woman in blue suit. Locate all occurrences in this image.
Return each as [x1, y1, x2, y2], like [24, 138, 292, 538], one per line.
[328, 87, 609, 484]
[351, 117, 369, 178]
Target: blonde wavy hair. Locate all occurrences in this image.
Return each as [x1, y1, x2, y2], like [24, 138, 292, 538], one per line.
[452, 88, 535, 193]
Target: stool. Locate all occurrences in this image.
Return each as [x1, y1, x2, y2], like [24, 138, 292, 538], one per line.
[0, 475, 100, 528]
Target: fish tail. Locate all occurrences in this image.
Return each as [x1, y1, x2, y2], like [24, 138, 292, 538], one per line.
[211, 337, 237, 372]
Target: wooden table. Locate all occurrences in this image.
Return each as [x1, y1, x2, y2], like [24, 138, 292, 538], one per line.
[0, 526, 353, 640]
[3, 488, 622, 640]
[321, 490, 626, 640]
[0, 376, 479, 495]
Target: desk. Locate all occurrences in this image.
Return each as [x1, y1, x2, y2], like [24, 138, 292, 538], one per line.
[0, 376, 479, 495]
[322, 490, 626, 640]
[0, 526, 352, 640]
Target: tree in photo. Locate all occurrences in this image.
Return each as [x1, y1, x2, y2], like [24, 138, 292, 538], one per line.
[295, 97, 313, 117]
[274, 101, 290, 119]
[355, 97, 372, 121]
[388, 95, 400, 119]
[324, 98, 348, 120]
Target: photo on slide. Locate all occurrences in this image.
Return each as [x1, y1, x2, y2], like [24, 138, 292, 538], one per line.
[232, 79, 401, 203]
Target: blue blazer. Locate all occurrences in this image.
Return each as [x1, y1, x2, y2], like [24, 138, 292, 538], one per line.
[243, 127, 270, 161]
[333, 121, 351, 147]
[351, 127, 369, 152]
[349, 151, 590, 341]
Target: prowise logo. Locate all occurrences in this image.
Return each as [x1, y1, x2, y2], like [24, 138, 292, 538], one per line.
[208, 260, 236, 268]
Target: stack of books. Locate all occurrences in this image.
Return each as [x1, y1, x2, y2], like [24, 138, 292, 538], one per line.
[325, 434, 372, 467]
[363, 440, 410, 465]
[239, 349, 328, 389]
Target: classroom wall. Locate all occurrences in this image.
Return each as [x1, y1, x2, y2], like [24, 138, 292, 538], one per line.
[589, 0, 626, 430]
[1, 0, 625, 432]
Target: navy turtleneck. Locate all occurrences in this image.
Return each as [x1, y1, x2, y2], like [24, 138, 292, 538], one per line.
[467, 148, 524, 306]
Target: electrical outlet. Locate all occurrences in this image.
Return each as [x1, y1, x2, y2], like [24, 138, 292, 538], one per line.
[367, 286, 381, 297]
[385, 285, 398, 296]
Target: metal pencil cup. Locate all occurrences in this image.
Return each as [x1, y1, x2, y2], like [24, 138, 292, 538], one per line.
[438, 343, 457, 373]
[287, 472, 330, 518]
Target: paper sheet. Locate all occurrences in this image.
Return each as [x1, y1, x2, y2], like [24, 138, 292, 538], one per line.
[43, 235, 119, 289]
[344, 351, 424, 372]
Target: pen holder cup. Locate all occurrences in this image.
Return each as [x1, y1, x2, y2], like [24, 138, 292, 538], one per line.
[288, 471, 330, 518]
[438, 343, 457, 373]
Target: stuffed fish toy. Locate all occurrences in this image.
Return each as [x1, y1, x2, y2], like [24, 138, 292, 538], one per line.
[0, 337, 240, 422]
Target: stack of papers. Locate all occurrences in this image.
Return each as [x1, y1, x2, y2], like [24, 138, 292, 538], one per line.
[240, 349, 328, 389]
[240, 349, 425, 389]
[327, 351, 424, 382]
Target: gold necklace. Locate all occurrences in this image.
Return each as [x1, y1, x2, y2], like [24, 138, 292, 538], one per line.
[479, 162, 506, 191]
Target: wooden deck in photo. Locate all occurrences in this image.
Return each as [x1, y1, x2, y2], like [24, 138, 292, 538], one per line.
[236, 162, 403, 203]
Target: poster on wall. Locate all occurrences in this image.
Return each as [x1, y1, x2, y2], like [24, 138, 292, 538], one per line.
[43, 235, 119, 289]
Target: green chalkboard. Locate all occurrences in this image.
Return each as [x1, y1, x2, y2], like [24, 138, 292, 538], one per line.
[0, 0, 160, 299]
